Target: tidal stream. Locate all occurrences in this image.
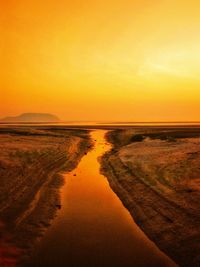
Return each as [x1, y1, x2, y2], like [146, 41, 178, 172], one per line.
[29, 130, 177, 267]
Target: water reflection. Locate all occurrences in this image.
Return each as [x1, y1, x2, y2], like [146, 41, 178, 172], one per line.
[29, 130, 177, 267]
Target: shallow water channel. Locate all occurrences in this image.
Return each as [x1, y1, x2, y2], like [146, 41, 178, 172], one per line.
[29, 130, 177, 267]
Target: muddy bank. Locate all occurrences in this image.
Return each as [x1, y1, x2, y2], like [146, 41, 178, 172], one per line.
[0, 126, 92, 264]
[101, 128, 200, 267]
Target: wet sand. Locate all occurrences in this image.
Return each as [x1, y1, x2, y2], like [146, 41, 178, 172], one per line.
[0, 126, 91, 265]
[27, 130, 176, 267]
[101, 128, 200, 267]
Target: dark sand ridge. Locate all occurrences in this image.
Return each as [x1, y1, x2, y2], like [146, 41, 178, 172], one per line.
[25, 130, 177, 267]
[101, 128, 200, 267]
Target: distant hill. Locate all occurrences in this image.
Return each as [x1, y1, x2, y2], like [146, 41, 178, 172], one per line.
[1, 113, 60, 123]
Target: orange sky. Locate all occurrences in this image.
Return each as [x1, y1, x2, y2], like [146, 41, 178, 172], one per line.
[1, 0, 200, 121]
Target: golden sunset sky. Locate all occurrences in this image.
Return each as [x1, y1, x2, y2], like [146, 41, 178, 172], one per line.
[1, 0, 200, 121]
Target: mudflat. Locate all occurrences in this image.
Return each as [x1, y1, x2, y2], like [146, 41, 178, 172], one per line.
[0, 126, 92, 265]
[101, 127, 200, 267]
[1, 125, 200, 267]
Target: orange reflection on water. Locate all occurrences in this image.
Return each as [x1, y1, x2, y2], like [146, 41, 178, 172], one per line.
[30, 130, 177, 267]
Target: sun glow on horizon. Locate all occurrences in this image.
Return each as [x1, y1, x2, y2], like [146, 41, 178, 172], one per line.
[1, 0, 200, 121]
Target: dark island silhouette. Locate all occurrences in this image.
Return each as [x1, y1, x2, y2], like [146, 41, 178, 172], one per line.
[1, 113, 60, 123]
